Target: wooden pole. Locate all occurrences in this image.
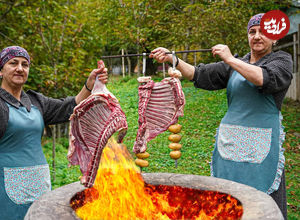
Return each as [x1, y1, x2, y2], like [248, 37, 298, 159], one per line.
[52, 125, 56, 182]
[142, 53, 146, 77]
[292, 33, 297, 100]
[125, 50, 131, 77]
[137, 28, 140, 77]
[122, 49, 125, 78]
[297, 24, 300, 101]
[137, 55, 140, 77]
[298, 24, 300, 73]
[57, 123, 61, 139]
[52, 63, 57, 182]
[163, 62, 166, 78]
[293, 33, 297, 73]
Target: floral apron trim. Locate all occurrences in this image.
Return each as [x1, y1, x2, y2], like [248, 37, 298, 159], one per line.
[4, 164, 51, 204]
[267, 113, 285, 194]
[217, 123, 272, 163]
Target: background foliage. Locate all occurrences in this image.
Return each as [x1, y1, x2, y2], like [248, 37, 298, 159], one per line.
[0, 0, 292, 96]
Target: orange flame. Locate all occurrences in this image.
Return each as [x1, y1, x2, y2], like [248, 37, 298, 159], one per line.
[71, 138, 243, 220]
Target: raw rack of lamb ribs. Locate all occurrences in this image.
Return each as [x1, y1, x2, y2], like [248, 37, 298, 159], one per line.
[133, 76, 185, 154]
[68, 60, 128, 188]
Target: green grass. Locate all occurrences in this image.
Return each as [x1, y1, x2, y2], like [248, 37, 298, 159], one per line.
[43, 75, 299, 219]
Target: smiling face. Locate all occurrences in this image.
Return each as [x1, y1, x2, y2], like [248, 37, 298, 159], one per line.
[0, 57, 29, 89]
[248, 25, 276, 57]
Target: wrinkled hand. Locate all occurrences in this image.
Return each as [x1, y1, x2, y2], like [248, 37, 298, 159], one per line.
[86, 61, 108, 90]
[149, 47, 172, 63]
[211, 44, 234, 63]
[168, 67, 182, 78]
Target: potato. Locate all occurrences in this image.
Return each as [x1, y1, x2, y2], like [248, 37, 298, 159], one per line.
[168, 143, 182, 150]
[136, 152, 150, 159]
[168, 124, 182, 134]
[168, 134, 182, 143]
[170, 151, 181, 159]
[135, 159, 149, 167]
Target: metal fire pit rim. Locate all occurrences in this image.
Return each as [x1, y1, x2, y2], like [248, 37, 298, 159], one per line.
[24, 172, 283, 220]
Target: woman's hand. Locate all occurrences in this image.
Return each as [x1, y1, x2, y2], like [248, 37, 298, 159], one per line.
[149, 47, 172, 63]
[211, 44, 234, 64]
[75, 62, 109, 104]
[168, 67, 182, 78]
[85, 64, 108, 90]
[97, 68, 108, 84]
[150, 47, 195, 81]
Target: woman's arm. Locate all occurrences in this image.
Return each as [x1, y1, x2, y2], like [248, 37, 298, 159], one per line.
[212, 44, 263, 86]
[258, 51, 293, 94]
[150, 47, 232, 90]
[0, 98, 9, 139]
[75, 65, 108, 104]
[149, 47, 196, 80]
[28, 63, 109, 125]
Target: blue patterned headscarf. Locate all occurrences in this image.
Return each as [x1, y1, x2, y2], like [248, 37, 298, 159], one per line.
[247, 13, 265, 33]
[0, 46, 30, 70]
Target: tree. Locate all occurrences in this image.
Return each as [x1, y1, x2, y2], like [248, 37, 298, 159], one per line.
[0, 0, 293, 91]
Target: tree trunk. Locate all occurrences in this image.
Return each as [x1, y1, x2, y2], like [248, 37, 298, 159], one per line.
[57, 123, 61, 139]
[122, 49, 125, 78]
[125, 49, 131, 76]
[183, 0, 194, 62]
[109, 58, 113, 74]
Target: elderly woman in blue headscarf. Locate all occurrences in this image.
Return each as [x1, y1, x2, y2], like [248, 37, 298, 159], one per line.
[0, 46, 108, 219]
[150, 13, 292, 219]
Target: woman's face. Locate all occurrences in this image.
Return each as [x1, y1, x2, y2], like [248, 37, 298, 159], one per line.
[0, 57, 29, 88]
[248, 25, 275, 55]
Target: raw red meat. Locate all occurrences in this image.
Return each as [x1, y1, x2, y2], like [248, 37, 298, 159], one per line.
[133, 76, 185, 153]
[68, 60, 128, 188]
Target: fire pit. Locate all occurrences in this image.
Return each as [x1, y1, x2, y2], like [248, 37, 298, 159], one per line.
[25, 138, 283, 219]
[25, 172, 283, 220]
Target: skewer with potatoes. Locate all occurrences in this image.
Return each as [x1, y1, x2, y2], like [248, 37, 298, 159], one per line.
[134, 123, 183, 170]
[168, 124, 182, 167]
[135, 152, 150, 168]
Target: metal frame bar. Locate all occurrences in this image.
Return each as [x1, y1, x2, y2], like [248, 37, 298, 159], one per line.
[100, 49, 212, 59]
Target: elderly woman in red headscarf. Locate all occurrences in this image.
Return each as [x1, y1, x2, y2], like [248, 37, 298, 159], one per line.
[0, 46, 108, 219]
[150, 13, 292, 219]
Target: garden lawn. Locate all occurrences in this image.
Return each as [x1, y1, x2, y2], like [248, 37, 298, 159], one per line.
[43, 75, 299, 219]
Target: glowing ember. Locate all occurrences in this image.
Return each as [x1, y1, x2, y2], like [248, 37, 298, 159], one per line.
[70, 138, 243, 220]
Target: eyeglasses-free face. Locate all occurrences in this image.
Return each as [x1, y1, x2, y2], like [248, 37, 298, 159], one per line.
[0, 57, 29, 88]
[248, 26, 276, 56]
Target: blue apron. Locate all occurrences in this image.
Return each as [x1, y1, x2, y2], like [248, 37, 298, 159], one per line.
[212, 71, 285, 194]
[0, 103, 51, 220]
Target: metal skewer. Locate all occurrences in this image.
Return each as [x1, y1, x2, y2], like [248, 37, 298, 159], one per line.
[172, 51, 176, 71]
[100, 49, 212, 59]
[142, 53, 146, 76]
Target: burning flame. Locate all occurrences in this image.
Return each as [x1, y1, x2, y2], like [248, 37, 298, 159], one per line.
[71, 138, 243, 220]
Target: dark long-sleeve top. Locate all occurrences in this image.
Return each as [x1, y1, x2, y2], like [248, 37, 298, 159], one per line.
[0, 88, 77, 139]
[192, 50, 293, 110]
